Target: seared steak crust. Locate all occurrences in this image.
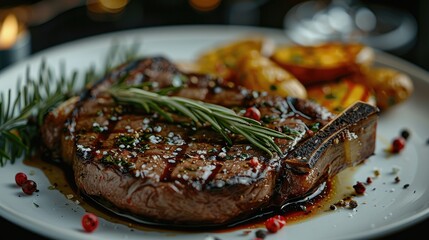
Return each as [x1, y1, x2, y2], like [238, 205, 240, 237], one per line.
[41, 56, 378, 226]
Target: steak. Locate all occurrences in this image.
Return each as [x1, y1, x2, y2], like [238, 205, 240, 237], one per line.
[41, 56, 379, 227]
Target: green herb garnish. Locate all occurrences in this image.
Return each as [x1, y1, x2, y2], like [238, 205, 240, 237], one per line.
[108, 86, 292, 157]
[0, 42, 138, 166]
[309, 122, 320, 132]
[0, 61, 78, 166]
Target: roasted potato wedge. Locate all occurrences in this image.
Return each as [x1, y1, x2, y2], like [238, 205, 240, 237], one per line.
[191, 38, 412, 112]
[196, 37, 274, 81]
[307, 77, 376, 114]
[235, 50, 307, 98]
[271, 42, 374, 85]
[361, 67, 413, 111]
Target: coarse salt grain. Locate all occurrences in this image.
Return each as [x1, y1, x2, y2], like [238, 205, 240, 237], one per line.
[392, 166, 401, 174]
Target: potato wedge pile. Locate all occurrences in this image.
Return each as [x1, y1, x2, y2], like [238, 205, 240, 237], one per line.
[185, 37, 413, 113]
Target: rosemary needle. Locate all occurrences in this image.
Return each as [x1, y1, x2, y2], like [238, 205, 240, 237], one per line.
[109, 86, 293, 157]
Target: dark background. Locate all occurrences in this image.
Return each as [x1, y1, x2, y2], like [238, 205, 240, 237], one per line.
[0, 0, 428, 239]
[1, 0, 428, 71]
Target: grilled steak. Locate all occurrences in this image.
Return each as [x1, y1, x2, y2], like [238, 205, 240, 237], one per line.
[41, 56, 378, 227]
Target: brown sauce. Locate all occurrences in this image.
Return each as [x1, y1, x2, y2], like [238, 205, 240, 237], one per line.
[23, 154, 358, 233]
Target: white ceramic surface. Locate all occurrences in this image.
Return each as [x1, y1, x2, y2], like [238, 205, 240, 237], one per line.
[0, 25, 428, 240]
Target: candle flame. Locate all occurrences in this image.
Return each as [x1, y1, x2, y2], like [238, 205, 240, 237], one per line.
[0, 14, 19, 49]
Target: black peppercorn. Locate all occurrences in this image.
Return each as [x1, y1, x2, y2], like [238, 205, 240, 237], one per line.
[400, 129, 410, 140]
[255, 229, 268, 239]
[348, 200, 358, 209]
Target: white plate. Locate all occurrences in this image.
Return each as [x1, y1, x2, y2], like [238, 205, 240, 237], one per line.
[1, 25, 429, 240]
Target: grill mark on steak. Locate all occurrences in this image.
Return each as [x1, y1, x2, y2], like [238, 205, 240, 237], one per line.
[41, 56, 378, 227]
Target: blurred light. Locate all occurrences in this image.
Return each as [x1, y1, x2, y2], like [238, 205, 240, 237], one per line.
[327, 6, 353, 33]
[99, 0, 128, 13]
[87, 0, 128, 14]
[189, 0, 220, 12]
[355, 7, 376, 32]
[0, 14, 19, 49]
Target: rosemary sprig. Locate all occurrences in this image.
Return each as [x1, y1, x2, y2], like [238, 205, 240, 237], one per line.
[109, 86, 292, 157]
[0, 60, 78, 166]
[0, 42, 139, 166]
